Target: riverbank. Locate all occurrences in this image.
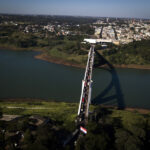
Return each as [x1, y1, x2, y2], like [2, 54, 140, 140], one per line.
[1, 46, 150, 70]
[35, 53, 85, 68]
[0, 45, 33, 51]
[113, 64, 150, 70]
[0, 45, 42, 52]
[98, 63, 150, 70]
[0, 99, 150, 115]
[34, 51, 150, 70]
[100, 104, 150, 114]
[35, 52, 150, 70]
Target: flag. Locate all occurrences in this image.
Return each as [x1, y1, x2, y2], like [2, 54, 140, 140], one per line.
[80, 126, 87, 134]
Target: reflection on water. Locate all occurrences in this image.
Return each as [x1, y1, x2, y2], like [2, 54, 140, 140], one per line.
[0, 49, 150, 109]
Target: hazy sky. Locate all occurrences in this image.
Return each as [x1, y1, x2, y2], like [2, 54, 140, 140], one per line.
[0, 0, 150, 19]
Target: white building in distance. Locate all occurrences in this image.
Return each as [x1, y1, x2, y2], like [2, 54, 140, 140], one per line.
[84, 39, 112, 44]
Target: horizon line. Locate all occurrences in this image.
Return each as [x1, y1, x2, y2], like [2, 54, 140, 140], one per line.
[0, 12, 150, 20]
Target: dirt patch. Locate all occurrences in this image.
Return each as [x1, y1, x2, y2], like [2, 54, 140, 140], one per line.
[100, 105, 150, 114]
[113, 64, 150, 70]
[0, 115, 20, 121]
[125, 107, 150, 114]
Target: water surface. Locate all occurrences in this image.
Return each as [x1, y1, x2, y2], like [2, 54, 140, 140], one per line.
[0, 50, 150, 109]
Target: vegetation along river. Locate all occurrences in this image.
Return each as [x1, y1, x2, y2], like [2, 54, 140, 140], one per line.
[0, 49, 150, 109]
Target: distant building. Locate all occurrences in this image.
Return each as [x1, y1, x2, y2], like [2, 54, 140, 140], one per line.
[84, 39, 97, 44]
[94, 27, 101, 36]
[84, 38, 112, 44]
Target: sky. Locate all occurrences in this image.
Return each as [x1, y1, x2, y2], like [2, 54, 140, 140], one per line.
[0, 0, 150, 19]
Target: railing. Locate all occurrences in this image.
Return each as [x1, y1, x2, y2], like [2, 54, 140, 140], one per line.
[77, 46, 95, 129]
[63, 46, 95, 146]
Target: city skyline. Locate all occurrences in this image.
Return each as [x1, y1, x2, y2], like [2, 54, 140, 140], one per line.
[0, 0, 150, 19]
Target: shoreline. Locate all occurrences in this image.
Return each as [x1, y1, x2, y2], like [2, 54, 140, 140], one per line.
[0, 98, 150, 114]
[34, 53, 85, 68]
[35, 53, 150, 70]
[113, 64, 150, 70]
[99, 104, 150, 114]
[1, 46, 150, 70]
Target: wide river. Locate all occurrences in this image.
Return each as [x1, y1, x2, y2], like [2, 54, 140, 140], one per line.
[0, 50, 150, 109]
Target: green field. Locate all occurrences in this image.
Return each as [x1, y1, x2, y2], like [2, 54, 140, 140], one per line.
[0, 101, 78, 122]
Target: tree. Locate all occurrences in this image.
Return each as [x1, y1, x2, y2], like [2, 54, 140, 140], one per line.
[95, 44, 102, 50]
[0, 132, 5, 149]
[17, 118, 30, 131]
[0, 107, 2, 118]
[24, 129, 34, 144]
[76, 133, 111, 150]
[115, 128, 144, 150]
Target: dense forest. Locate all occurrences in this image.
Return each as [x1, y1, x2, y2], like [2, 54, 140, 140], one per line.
[102, 40, 150, 65]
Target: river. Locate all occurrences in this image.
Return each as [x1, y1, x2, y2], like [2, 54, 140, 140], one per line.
[0, 50, 150, 109]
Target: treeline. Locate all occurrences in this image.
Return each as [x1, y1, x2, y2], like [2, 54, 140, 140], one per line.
[0, 31, 38, 49]
[103, 40, 150, 65]
[0, 14, 97, 25]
